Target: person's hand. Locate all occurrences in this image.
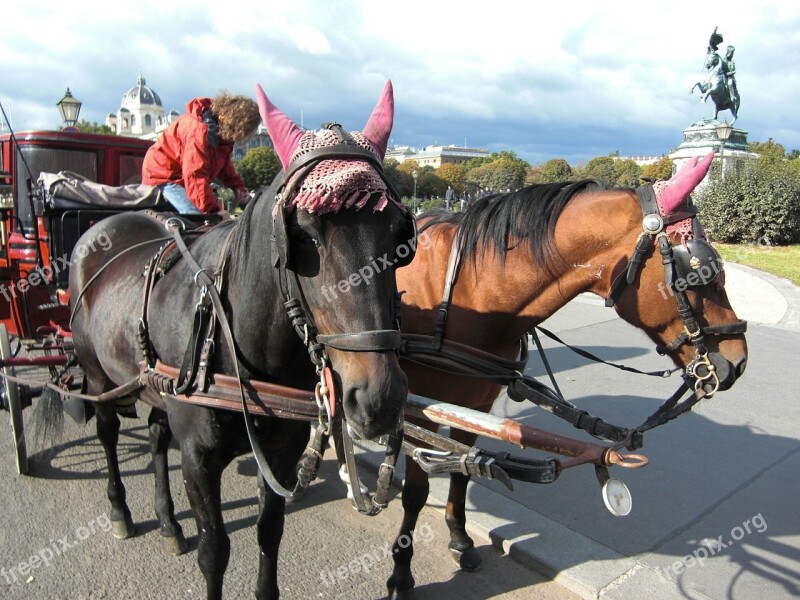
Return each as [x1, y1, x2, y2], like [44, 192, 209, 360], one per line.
[235, 189, 251, 207]
[216, 209, 231, 221]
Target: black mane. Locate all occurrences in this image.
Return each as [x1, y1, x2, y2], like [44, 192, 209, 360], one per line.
[420, 180, 604, 269]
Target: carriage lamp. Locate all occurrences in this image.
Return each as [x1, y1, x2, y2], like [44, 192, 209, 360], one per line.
[57, 88, 82, 130]
[715, 121, 733, 179]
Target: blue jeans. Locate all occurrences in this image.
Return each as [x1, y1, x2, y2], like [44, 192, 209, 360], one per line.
[159, 183, 202, 214]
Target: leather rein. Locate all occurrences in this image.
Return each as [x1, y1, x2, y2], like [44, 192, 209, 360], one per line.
[400, 183, 747, 452]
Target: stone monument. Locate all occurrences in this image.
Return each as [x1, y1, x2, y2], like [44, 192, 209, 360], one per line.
[669, 27, 758, 185]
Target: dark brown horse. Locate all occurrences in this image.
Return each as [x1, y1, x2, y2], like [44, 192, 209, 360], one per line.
[68, 82, 413, 600]
[386, 154, 748, 594]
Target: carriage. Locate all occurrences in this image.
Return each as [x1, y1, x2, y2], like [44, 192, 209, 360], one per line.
[0, 84, 747, 599]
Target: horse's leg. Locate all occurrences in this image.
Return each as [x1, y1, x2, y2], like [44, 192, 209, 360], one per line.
[387, 457, 430, 595]
[181, 436, 231, 600]
[444, 428, 481, 571]
[95, 401, 136, 539]
[148, 407, 187, 555]
[255, 423, 307, 600]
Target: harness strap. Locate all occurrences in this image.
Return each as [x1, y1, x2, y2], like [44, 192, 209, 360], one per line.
[161, 219, 301, 499]
[317, 330, 402, 352]
[432, 233, 463, 350]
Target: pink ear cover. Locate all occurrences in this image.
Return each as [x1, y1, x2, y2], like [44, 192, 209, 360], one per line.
[361, 81, 394, 159]
[658, 151, 715, 215]
[255, 84, 305, 170]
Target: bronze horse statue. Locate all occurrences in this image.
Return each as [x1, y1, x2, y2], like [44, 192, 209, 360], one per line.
[67, 81, 413, 599]
[383, 154, 748, 594]
[691, 51, 740, 124]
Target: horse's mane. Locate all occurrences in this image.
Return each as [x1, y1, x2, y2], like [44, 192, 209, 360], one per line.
[420, 180, 604, 269]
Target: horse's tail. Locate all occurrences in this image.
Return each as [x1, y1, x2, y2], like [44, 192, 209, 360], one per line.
[31, 386, 66, 449]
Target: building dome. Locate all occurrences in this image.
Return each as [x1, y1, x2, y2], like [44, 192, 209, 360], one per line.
[121, 72, 162, 109]
[108, 72, 166, 139]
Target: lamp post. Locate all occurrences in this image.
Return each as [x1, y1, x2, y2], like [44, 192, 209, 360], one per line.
[57, 88, 82, 131]
[412, 169, 419, 214]
[715, 121, 733, 179]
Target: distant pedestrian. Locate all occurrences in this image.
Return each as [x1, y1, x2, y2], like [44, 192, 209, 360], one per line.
[445, 185, 455, 210]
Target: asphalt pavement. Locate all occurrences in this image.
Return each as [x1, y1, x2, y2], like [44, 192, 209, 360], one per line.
[355, 261, 800, 600]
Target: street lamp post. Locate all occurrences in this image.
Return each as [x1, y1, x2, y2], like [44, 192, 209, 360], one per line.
[412, 169, 419, 214]
[716, 121, 733, 179]
[56, 88, 82, 131]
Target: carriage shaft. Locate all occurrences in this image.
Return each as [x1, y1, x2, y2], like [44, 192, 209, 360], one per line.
[0, 354, 69, 368]
[405, 393, 619, 466]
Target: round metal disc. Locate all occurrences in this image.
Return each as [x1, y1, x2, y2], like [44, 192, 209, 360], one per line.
[0, 324, 28, 475]
[602, 478, 632, 516]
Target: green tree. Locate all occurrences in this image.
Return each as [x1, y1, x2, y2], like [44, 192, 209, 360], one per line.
[641, 157, 674, 181]
[464, 151, 528, 192]
[75, 120, 113, 134]
[613, 158, 642, 188]
[417, 165, 446, 198]
[435, 163, 465, 194]
[236, 146, 281, 191]
[383, 158, 414, 199]
[580, 156, 618, 186]
[539, 159, 573, 183]
[699, 160, 800, 245]
[524, 165, 544, 185]
[749, 138, 786, 162]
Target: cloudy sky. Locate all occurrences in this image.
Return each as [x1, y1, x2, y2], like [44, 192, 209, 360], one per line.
[2, 1, 799, 165]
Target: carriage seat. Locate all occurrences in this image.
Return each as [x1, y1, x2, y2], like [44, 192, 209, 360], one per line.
[37, 171, 171, 211]
[34, 171, 211, 289]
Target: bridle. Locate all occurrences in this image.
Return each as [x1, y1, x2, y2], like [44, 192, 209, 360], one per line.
[266, 123, 415, 513]
[605, 183, 747, 397]
[270, 123, 415, 366]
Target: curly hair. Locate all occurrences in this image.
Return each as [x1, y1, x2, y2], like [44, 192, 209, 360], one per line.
[212, 92, 261, 143]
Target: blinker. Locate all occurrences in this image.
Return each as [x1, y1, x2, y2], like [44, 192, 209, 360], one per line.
[672, 239, 723, 287]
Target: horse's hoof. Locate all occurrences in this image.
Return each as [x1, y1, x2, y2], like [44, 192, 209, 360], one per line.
[449, 544, 482, 572]
[111, 517, 136, 540]
[386, 571, 415, 596]
[162, 531, 188, 555]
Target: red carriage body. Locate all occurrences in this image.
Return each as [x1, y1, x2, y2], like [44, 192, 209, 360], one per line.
[0, 130, 153, 337]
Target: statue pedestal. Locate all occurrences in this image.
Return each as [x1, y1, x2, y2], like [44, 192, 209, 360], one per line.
[669, 119, 758, 186]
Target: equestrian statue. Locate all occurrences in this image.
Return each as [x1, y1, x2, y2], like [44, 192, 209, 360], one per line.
[690, 27, 740, 124]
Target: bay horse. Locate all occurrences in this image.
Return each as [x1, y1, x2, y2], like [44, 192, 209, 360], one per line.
[385, 154, 748, 594]
[68, 81, 413, 599]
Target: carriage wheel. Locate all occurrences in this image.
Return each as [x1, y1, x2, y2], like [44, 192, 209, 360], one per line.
[0, 325, 28, 474]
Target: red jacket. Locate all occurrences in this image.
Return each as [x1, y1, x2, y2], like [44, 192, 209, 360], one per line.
[142, 97, 246, 213]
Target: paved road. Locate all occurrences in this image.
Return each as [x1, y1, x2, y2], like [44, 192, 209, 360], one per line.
[0, 406, 577, 600]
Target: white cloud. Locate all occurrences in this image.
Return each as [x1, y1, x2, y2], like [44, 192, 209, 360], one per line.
[2, 1, 799, 164]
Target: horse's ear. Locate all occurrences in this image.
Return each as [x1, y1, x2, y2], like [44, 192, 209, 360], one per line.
[659, 151, 715, 214]
[362, 80, 394, 159]
[255, 84, 304, 170]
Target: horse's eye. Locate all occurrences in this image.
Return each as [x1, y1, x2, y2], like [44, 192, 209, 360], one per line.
[290, 227, 318, 248]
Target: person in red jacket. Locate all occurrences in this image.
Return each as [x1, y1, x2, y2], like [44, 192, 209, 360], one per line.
[143, 93, 261, 214]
